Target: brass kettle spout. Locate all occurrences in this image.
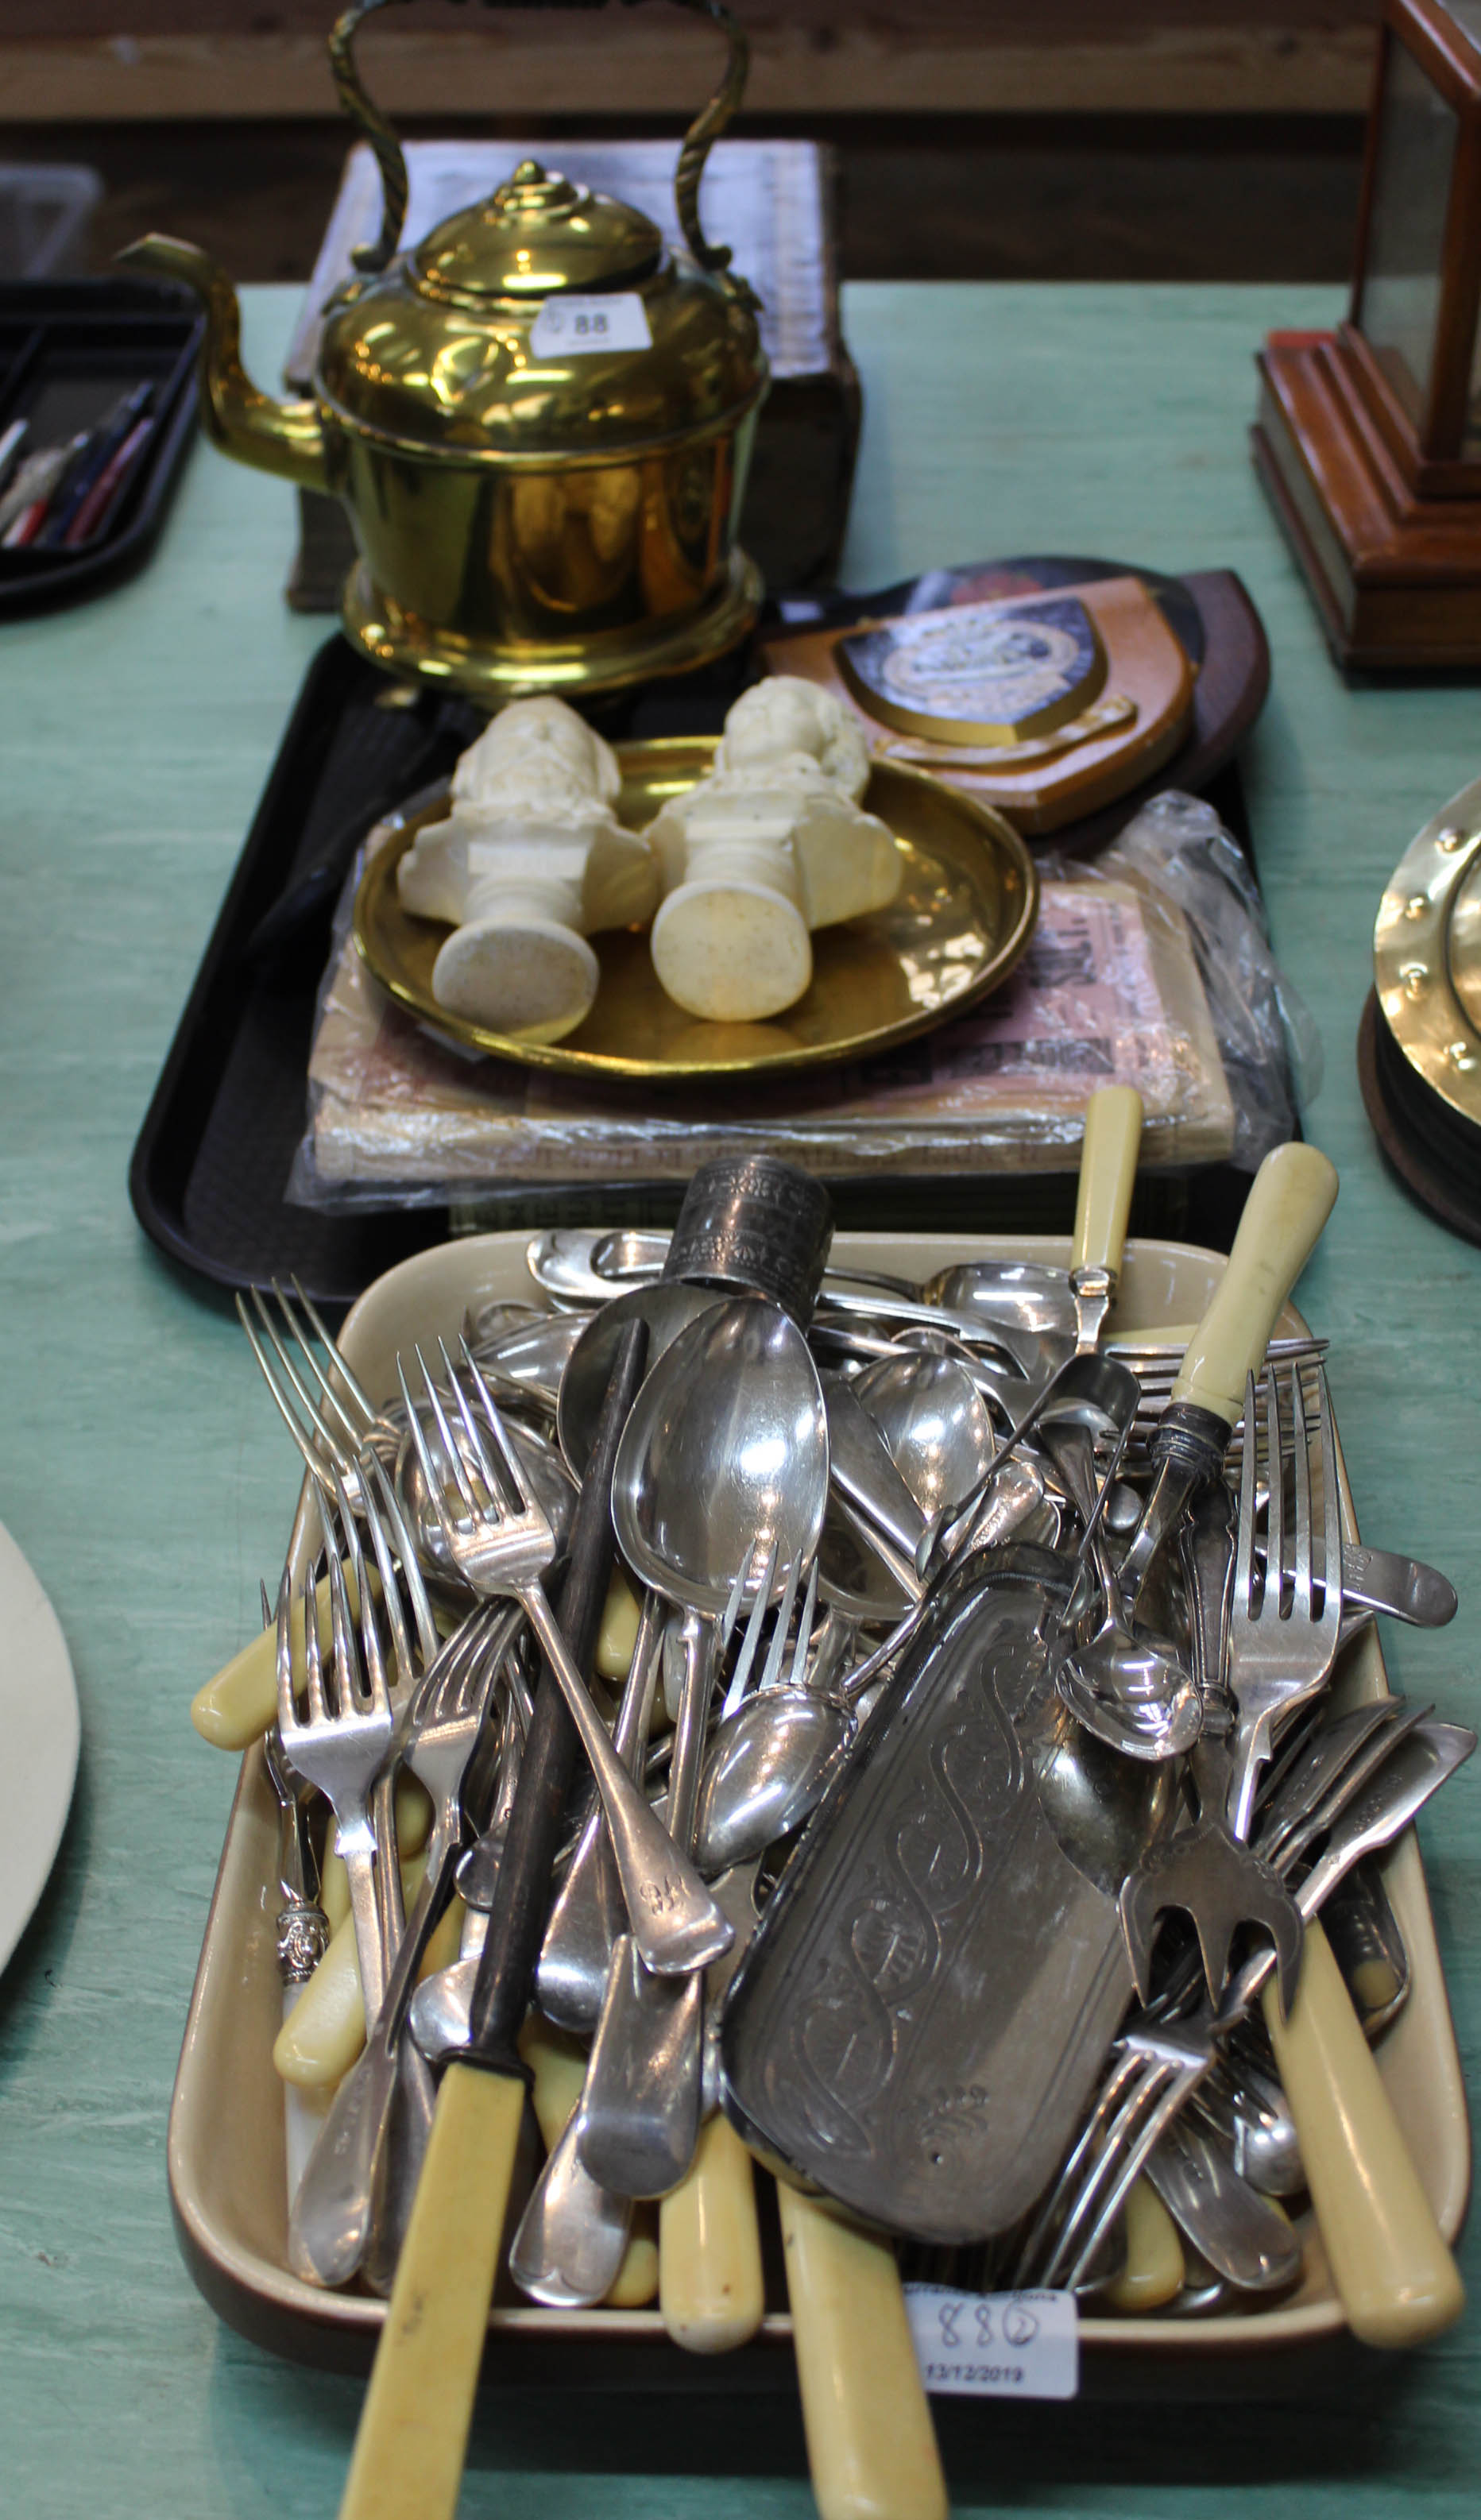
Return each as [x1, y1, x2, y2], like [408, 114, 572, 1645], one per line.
[118, 234, 329, 493]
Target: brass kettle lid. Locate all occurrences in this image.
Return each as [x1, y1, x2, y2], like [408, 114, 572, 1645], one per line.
[318, 141, 765, 462]
[412, 159, 665, 306]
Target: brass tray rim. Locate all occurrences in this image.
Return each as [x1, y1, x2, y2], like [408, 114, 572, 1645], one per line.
[351, 736, 1040, 1081]
[1373, 772, 1481, 1133]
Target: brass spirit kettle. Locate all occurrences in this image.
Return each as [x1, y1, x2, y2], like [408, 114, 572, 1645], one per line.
[121, 0, 769, 700]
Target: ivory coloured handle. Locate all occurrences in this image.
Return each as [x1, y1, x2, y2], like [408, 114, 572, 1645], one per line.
[1170, 1142, 1338, 1424]
[596, 1568, 641, 1683]
[192, 1556, 392, 1748]
[1102, 2176, 1185, 2314]
[281, 1988, 332, 2208]
[605, 2216, 661, 2309]
[191, 1573, 327, 1749]
[1072, 1086, 1143, 1279]
[338, 2061, 525, 2520]
[778, 2184, 948, 2520]
[659, 2113, 765, 2353]
[273, 1853, 459, 2089]
[1263, 1918, 1464, 2349]
[518, 2012, 589, 2152]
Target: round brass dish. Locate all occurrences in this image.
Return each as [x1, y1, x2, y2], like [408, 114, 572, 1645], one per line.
[354, 737, 1039, 1081]
[1373, 774, 1481, 1132]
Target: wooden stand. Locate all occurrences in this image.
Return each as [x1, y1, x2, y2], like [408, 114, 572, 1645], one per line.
[1254, 5, 1481, 672]
[1254, 327, 1481, 671]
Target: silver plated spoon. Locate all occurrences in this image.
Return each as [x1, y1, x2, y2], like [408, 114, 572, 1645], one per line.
[556, 1281, 723, 1477]
[853, 1349, 997, 1522]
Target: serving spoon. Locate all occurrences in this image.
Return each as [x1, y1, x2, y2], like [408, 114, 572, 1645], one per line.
[578, 1297, 830, 2202]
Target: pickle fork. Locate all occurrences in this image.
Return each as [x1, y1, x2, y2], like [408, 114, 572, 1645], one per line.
[276, 1485, 400, 2029]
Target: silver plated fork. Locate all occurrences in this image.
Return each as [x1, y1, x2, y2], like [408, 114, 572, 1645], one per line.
[241, 1278, 387, 1482]
[292, 1597, 520, 2289]
[239, 1281, 439, 1668]
[276, 1485, 399, 2027]
[1011, 2016, 1212, 2292]
[1224, 1363, 1344, 1839]
[400, 1339, 731, 1977]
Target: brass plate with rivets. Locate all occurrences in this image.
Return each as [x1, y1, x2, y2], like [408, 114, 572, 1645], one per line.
[1373, 775, 1481, 1133]
[354, 736, 1039, 1082]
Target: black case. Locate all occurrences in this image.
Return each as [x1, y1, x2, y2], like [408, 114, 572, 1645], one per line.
[0, 276, 201, 614]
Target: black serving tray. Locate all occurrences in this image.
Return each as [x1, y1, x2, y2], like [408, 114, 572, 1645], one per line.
[130, 583, 1268, 1311]
[0, 276, 201, 614]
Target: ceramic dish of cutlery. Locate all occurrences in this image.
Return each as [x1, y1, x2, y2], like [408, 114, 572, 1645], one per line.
[168, 1129, 1471, 2520]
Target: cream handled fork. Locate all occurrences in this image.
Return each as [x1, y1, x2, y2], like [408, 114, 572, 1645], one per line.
[337, 1318, 652, 2520]
[276, 1490, 400, 2030]
[1119, 1138, 1340, 1604]
[291, 1599, 519, 2290]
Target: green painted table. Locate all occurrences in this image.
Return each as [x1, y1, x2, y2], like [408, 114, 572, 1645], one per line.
[0, 284, 1476, 2519]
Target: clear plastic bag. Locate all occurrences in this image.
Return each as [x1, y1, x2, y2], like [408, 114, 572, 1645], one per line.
[1100, 790, 1321, 1165]
[287, 788, 1317, 1212]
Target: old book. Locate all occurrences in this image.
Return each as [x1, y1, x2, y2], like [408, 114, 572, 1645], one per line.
[296, 861, 1236, 1203]
[283, 135, 859, 612]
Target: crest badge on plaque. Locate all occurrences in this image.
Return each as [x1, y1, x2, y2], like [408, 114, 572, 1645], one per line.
[837, 595, 1109, 746]
[763, 568, 1201, 836]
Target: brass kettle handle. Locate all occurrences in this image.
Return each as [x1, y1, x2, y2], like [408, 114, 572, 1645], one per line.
[327, 0, 759, 307]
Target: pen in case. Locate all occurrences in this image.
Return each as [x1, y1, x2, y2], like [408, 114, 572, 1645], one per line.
[0, 439, 85, 547]
[33, 384, 154, 550]
[63, 412, 157, 547]
[0, 417, 27, 501]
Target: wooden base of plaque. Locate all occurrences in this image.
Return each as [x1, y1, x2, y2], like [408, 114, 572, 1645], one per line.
[1253, 329, 1481, 672]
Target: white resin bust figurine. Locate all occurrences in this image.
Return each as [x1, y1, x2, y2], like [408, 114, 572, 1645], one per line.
[713, 675, 872, 800]
[396, 696, 657, 1044]
[644, 676, 899, 1022]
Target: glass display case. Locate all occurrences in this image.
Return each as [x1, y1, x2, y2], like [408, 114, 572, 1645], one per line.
[1253, 0, 1481, 667]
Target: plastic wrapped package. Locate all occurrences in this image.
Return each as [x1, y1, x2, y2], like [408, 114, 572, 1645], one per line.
[287, 790, 1316, 1212]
